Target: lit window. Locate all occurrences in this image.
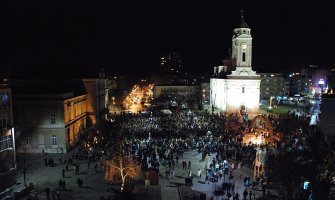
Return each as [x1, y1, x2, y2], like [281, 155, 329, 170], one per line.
[52, 135, 57, 145]
[51, 114, 56, 124]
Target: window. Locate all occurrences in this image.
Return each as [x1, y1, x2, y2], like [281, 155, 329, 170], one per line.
[0, 118, 6, 129]
[242, 87, 245, 93]
[51, 114, 56, 124]
[242, 52, 246, 62]
[0, 135, 12, 150]
[26, 136, 31, 145]
[52, 135, 57, 145]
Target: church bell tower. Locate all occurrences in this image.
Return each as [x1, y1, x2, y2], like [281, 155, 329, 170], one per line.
[232, 9, 252, 68]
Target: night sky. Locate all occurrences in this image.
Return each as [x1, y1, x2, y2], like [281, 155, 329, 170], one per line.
[1, 0, 334, 78]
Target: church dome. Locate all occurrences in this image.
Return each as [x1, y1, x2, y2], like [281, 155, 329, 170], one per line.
[239, 20, 249, 28]
[238, 9, 249, 28]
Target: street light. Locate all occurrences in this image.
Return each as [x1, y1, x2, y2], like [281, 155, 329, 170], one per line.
[148, 112, 153, 141]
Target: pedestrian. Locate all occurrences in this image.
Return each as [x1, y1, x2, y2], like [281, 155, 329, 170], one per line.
[51, 188, 56, 200]
[205, 174, 209, 184]
[243, 189, 248, 200]
[62, 180, 66, 190]
[197, 168, 201, 179]
[262, 183, 266, 195]
[227, 183, 231, 191]
[58, 179, 62, 190]
[62, 169, 65, 178]
[188, 160, 191, 170]
[232, 183, 235, 192]
[235, 193, 240, 200]
[249, 189, 252, 200]
[188, 170, 192, 177]
[44, 157, 48, 166]
[45, 187, 50, 200]
[94, 164, 98, 173]
[227, 190, 232, 199]
[56, 189, 61, 200]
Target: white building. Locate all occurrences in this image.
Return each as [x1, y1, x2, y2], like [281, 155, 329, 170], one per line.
[210, 11, 260, 113]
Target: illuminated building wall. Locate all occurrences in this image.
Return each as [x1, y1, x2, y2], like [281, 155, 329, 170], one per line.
[210, 11, 260, 113]
[12, 79, 88, 153]
[287, 73, 310, 96]
[259, 73, 289, 101]
[0, 79, 16, 191]
[82, 79, 97, 125]
[153, 85, 200, 108]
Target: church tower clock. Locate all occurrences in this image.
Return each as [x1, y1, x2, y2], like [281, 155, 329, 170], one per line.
[232, 9, 252, 68]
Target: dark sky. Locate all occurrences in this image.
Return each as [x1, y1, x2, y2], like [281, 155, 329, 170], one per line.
[1, 0, 334, 78]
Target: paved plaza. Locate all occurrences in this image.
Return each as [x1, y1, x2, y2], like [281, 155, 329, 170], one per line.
[9, 146, 280, 200]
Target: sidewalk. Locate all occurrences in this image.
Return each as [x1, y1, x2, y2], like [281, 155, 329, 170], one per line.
[12, 147, 163, 200]
[11, 147, 278, 200]
[12, 149, 113, 200]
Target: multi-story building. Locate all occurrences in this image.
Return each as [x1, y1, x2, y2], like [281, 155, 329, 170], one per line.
[0, 79, 16, 194]
[153, 85, 200, 109]
[82, 79, 109, 123]
[287, 73, 310, 97]
[159, 52, 183, 76]
[259, 73, 289, 102]
[12, 79, 88, 153]
[320, 93, 335, 138]
[200, 83, 210, 106]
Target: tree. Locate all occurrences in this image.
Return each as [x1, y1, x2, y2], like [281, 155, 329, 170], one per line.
[16, 141, 33, 187]
[104, 139, 140, 193]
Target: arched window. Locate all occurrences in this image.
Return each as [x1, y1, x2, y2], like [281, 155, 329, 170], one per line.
[242, 87, 245, 93]
[242, 52, 246, 62]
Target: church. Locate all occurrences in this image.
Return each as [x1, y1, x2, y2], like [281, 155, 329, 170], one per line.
[210, 11, 260, 114]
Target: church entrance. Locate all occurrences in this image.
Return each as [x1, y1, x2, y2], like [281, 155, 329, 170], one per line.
[240, 105, 248, 120]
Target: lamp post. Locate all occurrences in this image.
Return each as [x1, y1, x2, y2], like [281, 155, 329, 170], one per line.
[112, 96, 116, 113]
[148, 112, 153, 141]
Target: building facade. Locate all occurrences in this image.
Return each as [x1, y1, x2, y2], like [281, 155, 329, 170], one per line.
[12, 79, 88, 153]
[153, 85, 200, 109]
[0, 79, 16, 192]
[259, 73, 289, 102]
[210, 11, 261, 113]
[320, 94, 335, 137]
[82, 79, 109, 124]
[287, 73, 310, 97]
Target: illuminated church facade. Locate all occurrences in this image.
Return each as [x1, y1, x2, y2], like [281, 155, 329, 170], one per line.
[210, 11, 260, 113]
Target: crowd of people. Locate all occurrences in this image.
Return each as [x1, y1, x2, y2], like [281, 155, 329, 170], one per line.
[77, 106, 313, 199]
